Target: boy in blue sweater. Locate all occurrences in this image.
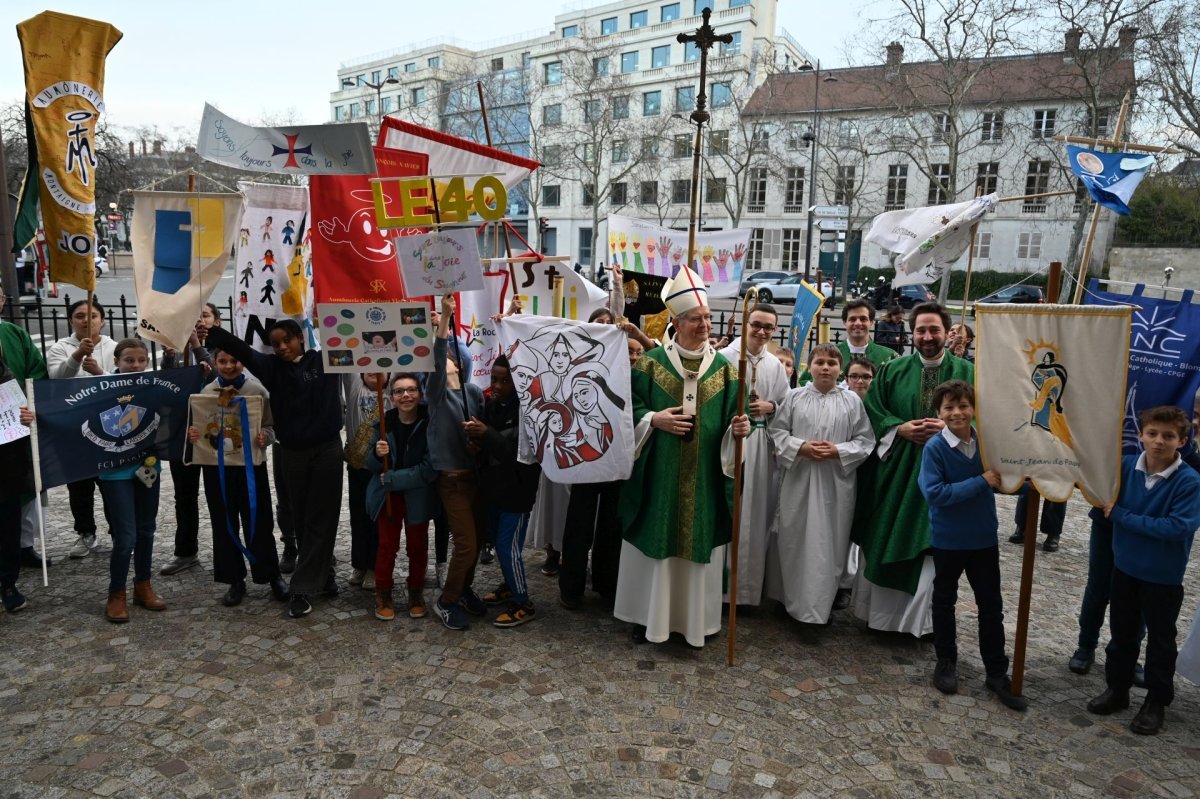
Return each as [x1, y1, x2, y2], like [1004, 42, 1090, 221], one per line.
[918, 380, 1027, 711]
[1087, 406, 1200, 735]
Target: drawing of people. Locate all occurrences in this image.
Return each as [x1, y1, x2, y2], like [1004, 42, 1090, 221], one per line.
[281, 219, 295, 245]
[1030, 351, 1073, 447]
[262, 249, 275, 272]
[644, 238, 658, 275]
[238, 228, 250, 248]
[237, 291, 248, 316]
[699, 245, 716, 282]
[259, 279, 276, 306]
[537, 402, 584, 469]
[716, 249, 731, 283]
[260, 215, 273, 243]
[240, 262, 254, 287]
[564, 369, 624, 463]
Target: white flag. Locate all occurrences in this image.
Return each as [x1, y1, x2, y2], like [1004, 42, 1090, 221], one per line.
[866, 193, 997, 287]
[498, 315, 634, 484]
[197, 103, 374, 175]
[234, 183, 309, 353]
[975, 303, 1132, 504]
[606, 213, 751, 298]
[132, 190, 243, 350]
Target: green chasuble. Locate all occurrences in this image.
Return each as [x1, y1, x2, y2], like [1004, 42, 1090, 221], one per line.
[619, 343, 741, 564]
[850, 353, 974, 593]
[798, 340, 897, 385]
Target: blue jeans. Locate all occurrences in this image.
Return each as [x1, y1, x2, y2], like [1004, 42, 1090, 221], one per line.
[1078, 515, 1146, 652]
[491, 510, 530, 605]
[100, 478, 159, 593]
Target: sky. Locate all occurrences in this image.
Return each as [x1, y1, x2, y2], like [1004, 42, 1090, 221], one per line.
[1, 0, 869, 136]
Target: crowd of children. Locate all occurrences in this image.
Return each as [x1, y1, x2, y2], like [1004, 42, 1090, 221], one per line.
[1, 287, 1198, 737]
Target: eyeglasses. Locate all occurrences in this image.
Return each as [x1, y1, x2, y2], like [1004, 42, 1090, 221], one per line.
[391, 387, 420, 395]
[846, 373, 874, 382]
[748, 322, 776, 332]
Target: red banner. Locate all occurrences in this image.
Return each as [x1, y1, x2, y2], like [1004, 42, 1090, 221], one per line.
[309, 146, 427, 303]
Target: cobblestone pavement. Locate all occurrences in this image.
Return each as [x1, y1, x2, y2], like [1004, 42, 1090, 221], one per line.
[2, 473, 1198, 799]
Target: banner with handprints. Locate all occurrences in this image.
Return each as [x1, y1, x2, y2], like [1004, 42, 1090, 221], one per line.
[316, 302, 435, 373]
[397, 228, 483, 296]
[605, 214, 750, 299]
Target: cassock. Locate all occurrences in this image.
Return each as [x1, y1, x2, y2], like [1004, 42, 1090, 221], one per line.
[615, 340, 740, 646]
[718, 339, 789, 606]
[528, 474, 569, 552]
[850, 351, 974, 636]
[764, 383, 875, 623]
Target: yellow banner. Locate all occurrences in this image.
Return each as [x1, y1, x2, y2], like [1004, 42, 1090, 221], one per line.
[17, 11, 123, 292]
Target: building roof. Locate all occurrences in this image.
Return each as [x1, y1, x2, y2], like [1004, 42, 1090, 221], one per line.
[744, 47, 1137, 117]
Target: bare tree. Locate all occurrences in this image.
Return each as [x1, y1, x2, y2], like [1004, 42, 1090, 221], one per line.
[1139, 0, 1200, 156]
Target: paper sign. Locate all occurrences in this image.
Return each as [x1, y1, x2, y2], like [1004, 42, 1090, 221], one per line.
[0, 381, 30, 444]
[316, 302, 435, 373]
[186, 394, 264, 467]
[397, 228, 484, 296]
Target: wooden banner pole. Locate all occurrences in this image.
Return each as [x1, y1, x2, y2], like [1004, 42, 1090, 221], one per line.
[958, 224, 980, 328]
[1074, 92, 1132, 303]
[727, 287, 757, 667]
[377, 380, 393, 520]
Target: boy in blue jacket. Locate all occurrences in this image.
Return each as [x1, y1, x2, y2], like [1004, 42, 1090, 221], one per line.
[1088, 406, 1200, 735]
[918, 380, 1027, 711]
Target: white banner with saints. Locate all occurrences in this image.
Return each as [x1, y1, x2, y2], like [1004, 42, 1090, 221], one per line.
[497, 315, 634, 484]
[975, 304, 1133, 505]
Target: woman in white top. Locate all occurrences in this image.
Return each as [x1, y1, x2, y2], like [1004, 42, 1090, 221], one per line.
[45, 298, 118, 558]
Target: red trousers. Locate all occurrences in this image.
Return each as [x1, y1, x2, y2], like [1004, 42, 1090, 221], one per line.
[374, 496, 430, 592]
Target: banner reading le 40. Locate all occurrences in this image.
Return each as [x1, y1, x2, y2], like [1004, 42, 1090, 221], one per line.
[371, 174, 507, 230]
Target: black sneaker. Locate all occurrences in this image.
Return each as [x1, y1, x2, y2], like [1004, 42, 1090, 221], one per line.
[459, 587, 487, 617]
[323, 573, 339, 597]
[1133, 663, 1146, 688]
[541, 551, 560, 577]
[483, 583, 513, 605]
[932, 658, 958, 694]
[832, 588, 852, 611]
[1007, 531, 1025, 544]
[279, 546, 297, 574]
[1042, 536, 1060, 552]
[270, 577, 290, 601]
[479, 544, 495, 564]
[494, 601, 536, 628]
[19, 547, 50, 569]
[223, 580, 247, 607]
[288, 593, 313, 618]
[2, 586, 28, 613]
[985, 675, 1029, 711]
[433, 597, 469, 631]
[1068, 647, 1094, 675]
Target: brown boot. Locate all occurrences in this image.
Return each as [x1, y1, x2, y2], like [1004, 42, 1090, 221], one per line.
[374, 590, 395, 621]
[133, 580, 166, 611]
[106, 590, 129, 623]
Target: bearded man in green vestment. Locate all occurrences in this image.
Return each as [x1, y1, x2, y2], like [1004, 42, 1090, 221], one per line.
[615, 264, 749, 647]
[850, 302, 974, 636]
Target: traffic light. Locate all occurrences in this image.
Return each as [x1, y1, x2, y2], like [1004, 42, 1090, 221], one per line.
[538, 217, 550, 234]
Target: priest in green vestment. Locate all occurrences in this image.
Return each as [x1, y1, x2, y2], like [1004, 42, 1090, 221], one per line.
[799, 299, 897, 385]
[615, 264, 749, 647]
[850, 302, 974, 636]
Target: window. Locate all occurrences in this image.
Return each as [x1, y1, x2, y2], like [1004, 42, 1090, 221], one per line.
[641, 136, 660, 157]
[584, 99, 603, 122]
[981, 111, 1003, 142]
[593, 56, 609, 77]
[630, 10, 648, 28]
[784, 167, 805, 212]
[521, 52, 531, 67]
[349, 102, 361, 119]
[543, 145, 563, 166]
[356, 73, 366, 84]
[491, 57, 504, 72]
[562, 25, 578, 38]
[932, 113, 951, 143]
[334, 105, 346, 121]
[928, 163, 950, 205]
[365, 99, 376, 115]
[404, 63, 415, 73]
[582, 183, 595, 206]
[543, 103, 562, 126]
[1017, 231, 1043, 260]
[751, 124, 770, 148]
[371, 70, 382, 83]
[676, 86, 695, 112]
[976, 162, 999, 196]
[673, 134, 691, 158]
[705, 177, 726, 204]
[694, 0, 715, 13]
[837, 118, 860, 145]
[886, 165, 908, 210]
[684, 41, 700, 62]
[1074, 177, 1089, 212]
[643, 90, 662, 115]
[747, 167, 767, 212]
[782, 229, 804, 270]
[542, 185, 561, 207]
[1085, 107, 1111, 137]
[720, 31, 741, 56]
[711, 82, 732, 108]
[1023, 160, 1051, 211]
[747, 229, 764, 270]
[1032, 109, 1056, 139]
[651, 45, 671, 69]
[972, 231, 992, 259]
[787, 122, 807, 150]
[428, 57, 440, 69]
[834, 166, 856, 205]
[611, 182, 628, 205]
[601, 17, 618, 35]
[708, 129, 728, 154]
[582, 143, 595, 165]
[662, 3, 680, 22]
[621, 51, 639, 73]
[747, 228, 781, 270]
[579, 227, 592, 264]
[387, 67, 399, 79]
[671, 179, 691, 204]
[612, 140, 628, 162]
[640, 181, 658, 204]
[613, 95, 629, 119]
[545, 61, 562, 85]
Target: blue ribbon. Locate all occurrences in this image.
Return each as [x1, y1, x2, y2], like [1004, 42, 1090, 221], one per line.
[216, 396, 258, 565]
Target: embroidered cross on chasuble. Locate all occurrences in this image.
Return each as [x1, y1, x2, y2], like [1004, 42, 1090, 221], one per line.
[919, 365, 941, 417]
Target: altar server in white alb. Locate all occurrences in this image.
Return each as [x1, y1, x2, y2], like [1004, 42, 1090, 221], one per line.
[765, 343, 875, 624]
[719, 303, 789, 606]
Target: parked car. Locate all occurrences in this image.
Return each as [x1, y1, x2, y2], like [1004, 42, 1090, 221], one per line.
[94, 256, 109, 277]
[874, 284, 934, 310]
[738, 270, 789, 296]
[977, 284, 1046, 304]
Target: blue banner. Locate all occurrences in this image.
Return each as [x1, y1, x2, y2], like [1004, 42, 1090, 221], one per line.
[1085, 280, 1200, 454]
[788, 280, 827, 366]
[33, 367, 204, 487]
[1067, 145, 1153, 216]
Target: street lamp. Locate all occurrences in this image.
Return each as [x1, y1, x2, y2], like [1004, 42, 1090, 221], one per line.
[342, 76, 400, 125]
[798, 62, 838, 282]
